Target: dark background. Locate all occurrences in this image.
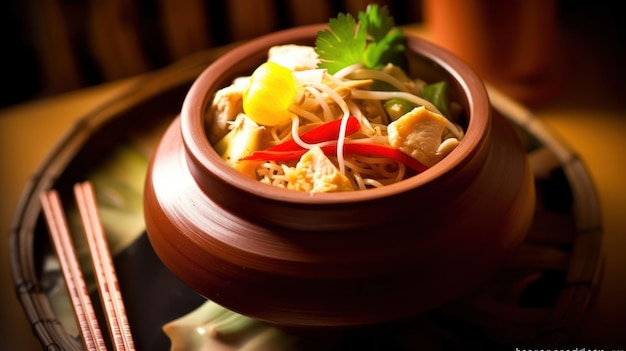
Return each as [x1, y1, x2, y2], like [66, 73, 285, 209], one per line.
[1, 0, 624, 109]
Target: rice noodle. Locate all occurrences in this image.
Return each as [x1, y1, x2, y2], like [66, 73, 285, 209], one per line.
[344, 68, 410, 93]
[211, 53, 465, 192]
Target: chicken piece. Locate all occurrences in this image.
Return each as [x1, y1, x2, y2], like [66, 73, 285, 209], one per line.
[207, 77, 247, 144]
[286, 146, 354, 193]
[267, 45, 320, 71]
[214, 113, 264, 167]
[387, 106, 454, 167]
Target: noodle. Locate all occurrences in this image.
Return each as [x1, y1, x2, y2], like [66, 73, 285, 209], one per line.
[344, 68, 410, 93]
[333, 62, 365, 79]
[210, 45, 465, 193]
[351, 90, 442, 115]
[288, 104, 324, 124]
[304, 85, 333, 122]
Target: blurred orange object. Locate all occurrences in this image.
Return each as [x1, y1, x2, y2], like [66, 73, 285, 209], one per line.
[423, 0, 566, 106]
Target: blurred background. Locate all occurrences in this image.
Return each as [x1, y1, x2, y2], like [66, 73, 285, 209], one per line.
[1, 0, 622, 109]
[0, 0, 426, 109]
[1, 0, 625, 350]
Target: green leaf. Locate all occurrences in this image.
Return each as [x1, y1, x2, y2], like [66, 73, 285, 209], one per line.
[315, 12, 367, 74]
[363, 28, 405, 70]
[361, 4, 395, 42]
[316, 5, 405, 73]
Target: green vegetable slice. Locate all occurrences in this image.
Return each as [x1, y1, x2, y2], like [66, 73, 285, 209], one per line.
[421, 81, 451, 118]
[384, 98, 417, 121]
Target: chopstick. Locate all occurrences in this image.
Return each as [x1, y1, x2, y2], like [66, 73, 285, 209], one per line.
[40, 181, 136, 351]
[40, 189, 107, 351]
[74, 181, 135, 351]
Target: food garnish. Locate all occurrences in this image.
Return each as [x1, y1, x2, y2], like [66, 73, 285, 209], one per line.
[315, 4, 405, 74]
[265, 116, 361, 152]
[210, 4, 464, 193]
[244, 143, 428, 174]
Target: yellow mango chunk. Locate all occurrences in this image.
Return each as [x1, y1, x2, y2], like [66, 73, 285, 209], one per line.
[243, 62, 296, 126]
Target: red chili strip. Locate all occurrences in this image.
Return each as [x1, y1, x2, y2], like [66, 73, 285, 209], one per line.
[243, 143, 428, 173]
[334, 144, 429, 173]
[243, 149, 306, 162]
[268, 116, 361, 151]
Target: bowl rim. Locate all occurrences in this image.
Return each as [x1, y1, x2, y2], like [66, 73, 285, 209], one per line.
[180, 24, 490, 204]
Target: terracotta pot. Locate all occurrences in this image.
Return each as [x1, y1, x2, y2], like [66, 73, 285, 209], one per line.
[144, 24, 535, 328]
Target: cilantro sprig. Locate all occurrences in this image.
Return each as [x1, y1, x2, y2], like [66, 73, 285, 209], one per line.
[315, 4, 406, 74]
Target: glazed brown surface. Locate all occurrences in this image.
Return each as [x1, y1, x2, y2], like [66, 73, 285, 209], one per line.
[143, 25, 535, 327]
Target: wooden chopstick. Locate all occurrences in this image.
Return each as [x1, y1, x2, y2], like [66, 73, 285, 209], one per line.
[40, 190, 107, 351]
[40, 182, 136, 351]
[74, 181, 136, 351]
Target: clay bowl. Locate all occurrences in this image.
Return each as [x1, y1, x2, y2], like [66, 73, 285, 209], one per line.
[144, 24, 535, 328]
